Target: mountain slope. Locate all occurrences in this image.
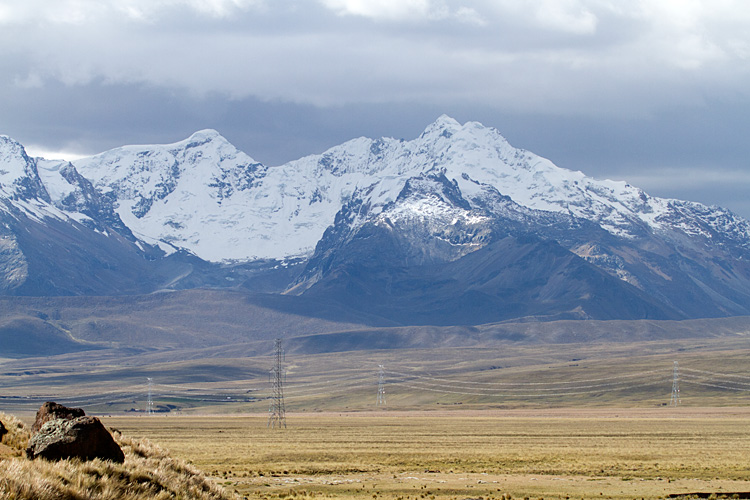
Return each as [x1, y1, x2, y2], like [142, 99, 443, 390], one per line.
[0, 136, 211, 295]
[74, 130, 293, 261]
[295, 229, 681, 325]
[2, 117, 750, 324]
[284, 117, 750, 320]
[287, 170, 683, 323]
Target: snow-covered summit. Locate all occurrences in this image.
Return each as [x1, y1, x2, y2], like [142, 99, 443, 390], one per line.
[4, 116, 746, 264]
[279, 116, 742, 247]
[46, 116, 744, 262]
[3, 118, 750, 317]
[0, 135, 50, 201]
[369, 117, 750, 246]
[0, 136, 132, 234]
[74, 129, 267, 259]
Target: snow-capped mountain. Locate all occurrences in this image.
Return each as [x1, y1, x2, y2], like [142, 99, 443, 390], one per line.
[2, 117, 750, 324]
[283, 117, 750, 321]
[70, 115, 750, 263]
[282, 115, 750, 258]
[0, 136, 198, 295]
[74, 130, 268, 260]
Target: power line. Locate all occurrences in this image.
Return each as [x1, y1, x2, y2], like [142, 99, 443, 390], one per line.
[385, 367, 672, 394]
[681, 379, 750, 392]
[389, 375, 666, 393]
[390, 378, 671, 398]
[284, 373, 370, 389]
[268, 338, 287, 429]
[385, 368, 669, 386]
[681, 368, 750, 383]
[283, 383, 374, 400]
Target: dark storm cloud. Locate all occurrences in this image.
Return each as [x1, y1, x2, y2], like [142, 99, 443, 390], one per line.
[1, 0, 749, 216]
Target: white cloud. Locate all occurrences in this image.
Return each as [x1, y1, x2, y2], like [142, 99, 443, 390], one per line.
[319, 0, 445, 21]
[454, 7, 486, 26]
[0, 0, 112, 25]
[317, 0, 483, 25]
[24, 145, 90, 162]
[1, 0, 748, 220]
[1, 0, 750, 120]
[616, 0, 750, 69]
[0, 0, 262, 25]
[627, 168, 750, 191]
[532, 0, 598, 35]
[147, 0, 263, 18]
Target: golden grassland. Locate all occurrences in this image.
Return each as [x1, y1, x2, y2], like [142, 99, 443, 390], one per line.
[104, 408, 750, 500]
[0, 412, 239, 500]
[2, 338, 750, 499]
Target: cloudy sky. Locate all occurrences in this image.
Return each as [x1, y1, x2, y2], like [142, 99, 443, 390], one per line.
[2, 0, 750, 216]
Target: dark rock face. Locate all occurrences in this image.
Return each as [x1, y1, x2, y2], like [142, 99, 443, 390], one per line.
[0, 420, 7, 440]
[31, 401, 85, 433]
[26, 416, 124, 463]
[26, 402, 124, 463]
[294, 213, 682, 325]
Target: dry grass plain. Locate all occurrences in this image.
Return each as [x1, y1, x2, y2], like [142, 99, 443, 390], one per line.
[105, 408, 750, 500]
[5, 336, 750, 498]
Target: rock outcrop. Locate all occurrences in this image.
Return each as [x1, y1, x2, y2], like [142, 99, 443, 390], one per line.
[26, 403, 124, 463]
[31, 401, 86, 433]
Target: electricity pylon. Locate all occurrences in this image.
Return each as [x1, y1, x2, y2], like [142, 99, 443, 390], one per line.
[147, 377, 154, 415]
[377, 365, 386, 406]
[669, 361, 681, 406]
[268, 338, 287, 428]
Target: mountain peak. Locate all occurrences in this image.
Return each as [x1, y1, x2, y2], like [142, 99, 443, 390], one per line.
[434, 114, 461, 126]
[420, 114, 462, 138]
[0, 135, 29, 160]
[183, 129, 227, 148]
[188, 128, 222, 140]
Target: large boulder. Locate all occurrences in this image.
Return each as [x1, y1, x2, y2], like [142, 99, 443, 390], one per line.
[31, 401, 85, 432]
[26, 416, 125, 463]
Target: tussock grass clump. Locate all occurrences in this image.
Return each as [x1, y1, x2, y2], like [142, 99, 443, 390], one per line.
[0, 416, 240, 500]
[0, 412, 31, 453]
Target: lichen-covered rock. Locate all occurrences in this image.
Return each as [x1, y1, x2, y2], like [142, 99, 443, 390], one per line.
[26, 416, 124, 463]
[31, 401, 85, 432]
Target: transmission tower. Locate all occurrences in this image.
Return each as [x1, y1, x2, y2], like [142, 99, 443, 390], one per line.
[376, 365, 386, 406]
[669, 361, 681, 406]
[147, 377, 154, 415]
[268, 338, 287, 428]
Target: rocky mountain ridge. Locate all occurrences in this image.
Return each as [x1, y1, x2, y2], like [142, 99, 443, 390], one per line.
[1, 117, 749, 323]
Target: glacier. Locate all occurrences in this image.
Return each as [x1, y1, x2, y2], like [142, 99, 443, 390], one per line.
[47, 115, 748, 264]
